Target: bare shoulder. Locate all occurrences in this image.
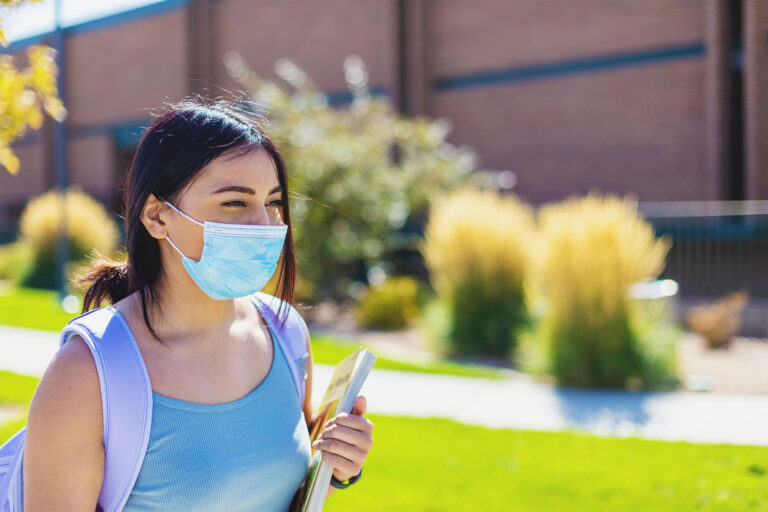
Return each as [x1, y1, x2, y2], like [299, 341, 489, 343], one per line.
[29, 334, 104, 436]
[24, 334, 105, 511]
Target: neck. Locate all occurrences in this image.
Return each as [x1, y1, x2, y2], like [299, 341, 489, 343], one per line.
[136, 254, 251, 348]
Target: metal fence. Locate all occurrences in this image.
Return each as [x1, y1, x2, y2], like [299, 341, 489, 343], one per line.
[640, 201, 768, 298]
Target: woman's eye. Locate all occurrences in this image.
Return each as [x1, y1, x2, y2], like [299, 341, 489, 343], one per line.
[221, 199, 282, 208]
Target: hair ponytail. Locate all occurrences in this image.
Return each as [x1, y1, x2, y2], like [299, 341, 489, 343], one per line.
[77, 255, 134, 313]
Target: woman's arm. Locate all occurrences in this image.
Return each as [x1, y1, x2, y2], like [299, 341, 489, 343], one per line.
[24, 335, 106, 511]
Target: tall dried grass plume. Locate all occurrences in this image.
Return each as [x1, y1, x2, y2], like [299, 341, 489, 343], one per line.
[420, 185, 535, 358]
[534, 193, 674, 388]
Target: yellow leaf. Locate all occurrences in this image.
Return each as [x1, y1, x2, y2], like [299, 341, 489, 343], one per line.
[0, 146, 20, 175]
[0, 40, 65, 174]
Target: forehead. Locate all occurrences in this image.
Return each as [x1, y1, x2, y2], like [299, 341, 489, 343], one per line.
[196, 148, 279, 188]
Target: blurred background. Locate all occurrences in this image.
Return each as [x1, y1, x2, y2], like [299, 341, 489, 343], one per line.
[0, 1, 767, 510]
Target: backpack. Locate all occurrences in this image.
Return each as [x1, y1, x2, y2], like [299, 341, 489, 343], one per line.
[0, 291, 310, 512]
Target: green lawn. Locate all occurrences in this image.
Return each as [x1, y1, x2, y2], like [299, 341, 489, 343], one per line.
[0, 286, 506, 379]
[1, 369, 764, 511]
[0, 286, 77, 332]
[0, 370, 38, 445]
[327, 415, 767, 511]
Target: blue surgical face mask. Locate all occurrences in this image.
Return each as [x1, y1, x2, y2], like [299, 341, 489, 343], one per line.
[162, 200, 288, 300]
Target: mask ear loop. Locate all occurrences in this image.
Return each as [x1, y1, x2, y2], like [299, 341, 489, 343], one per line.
[164, 234, 189, 260]
[161, 200, 204, 260]
[163, 200, 205, 227]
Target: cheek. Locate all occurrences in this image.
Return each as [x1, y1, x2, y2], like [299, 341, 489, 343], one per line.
[169, 219, 204, 262]
[184, 224, 205, 261]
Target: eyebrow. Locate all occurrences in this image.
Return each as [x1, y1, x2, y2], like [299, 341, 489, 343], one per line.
[212, 185, 283, 195]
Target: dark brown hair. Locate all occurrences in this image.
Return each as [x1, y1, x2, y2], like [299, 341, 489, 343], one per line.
[78, 97, 296, 342]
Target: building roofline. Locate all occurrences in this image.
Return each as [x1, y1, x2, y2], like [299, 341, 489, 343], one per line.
[6, 0, 191, 52]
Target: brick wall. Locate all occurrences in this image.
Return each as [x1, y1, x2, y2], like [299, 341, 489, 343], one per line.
[65, 10, 187, 127]
[215, 0, 397, 95]
[425, 0, 709, 202]
[427, 0, 704, 77]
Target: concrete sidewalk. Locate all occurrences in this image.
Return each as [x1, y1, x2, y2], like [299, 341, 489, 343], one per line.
[2, 324, 768, 446]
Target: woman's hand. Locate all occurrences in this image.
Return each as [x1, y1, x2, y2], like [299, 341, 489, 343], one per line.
[311, 395, 373, 483]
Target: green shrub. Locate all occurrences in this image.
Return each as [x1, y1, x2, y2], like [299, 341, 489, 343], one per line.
[17, 187, 119, 289]
[419, 186, 534, 359]
[533, 193, 675, 389]
[629, 298, 681, 390]
[355, 275, 424, 329]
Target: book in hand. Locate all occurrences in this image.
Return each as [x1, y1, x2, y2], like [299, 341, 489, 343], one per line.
[289, 346, 377, 512]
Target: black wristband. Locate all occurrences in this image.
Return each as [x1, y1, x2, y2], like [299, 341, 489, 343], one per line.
[330, 468, 362, 489]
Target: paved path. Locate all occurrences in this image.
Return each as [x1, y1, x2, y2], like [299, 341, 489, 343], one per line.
[2, 325, 768, 446]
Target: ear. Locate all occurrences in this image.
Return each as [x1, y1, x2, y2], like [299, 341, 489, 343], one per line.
[141, 193, 170, 240]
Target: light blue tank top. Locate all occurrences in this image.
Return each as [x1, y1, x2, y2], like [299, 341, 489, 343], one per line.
[121, 324, 312, 511]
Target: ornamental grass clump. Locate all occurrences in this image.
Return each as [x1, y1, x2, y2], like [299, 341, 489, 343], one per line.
[535, 193, 674, 389]
[18, 187, 119, 289]
[420, 186, 534, 359]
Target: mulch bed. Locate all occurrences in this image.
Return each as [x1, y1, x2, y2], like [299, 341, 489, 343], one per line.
[678, 334, 768, 395]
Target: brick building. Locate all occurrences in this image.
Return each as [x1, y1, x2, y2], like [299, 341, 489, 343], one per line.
[0, 0, 764, 229]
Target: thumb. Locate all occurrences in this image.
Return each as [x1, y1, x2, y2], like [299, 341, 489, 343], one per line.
[351, 395, 367, 416]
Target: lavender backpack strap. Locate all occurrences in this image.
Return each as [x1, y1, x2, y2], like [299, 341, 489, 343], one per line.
[250, 292, 310, 408]
[0, 427, 26, 511]
[59, 307, 153, 512]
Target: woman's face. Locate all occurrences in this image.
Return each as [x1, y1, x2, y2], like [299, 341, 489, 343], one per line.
[145, 147, 285, 262]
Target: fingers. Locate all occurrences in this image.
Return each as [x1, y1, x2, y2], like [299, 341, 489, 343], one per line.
[312, 434, 366, 460]
[351, 395, 367, 416]
[320, 451, 358, 476]
[323, 411, 374, 436]
[311, 396, 374, 480]
[314, 398, 374, 482]
[316, 423, 374, 452]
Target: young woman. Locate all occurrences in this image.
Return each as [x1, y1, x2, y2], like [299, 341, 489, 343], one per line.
[22, 98, 374, 511]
